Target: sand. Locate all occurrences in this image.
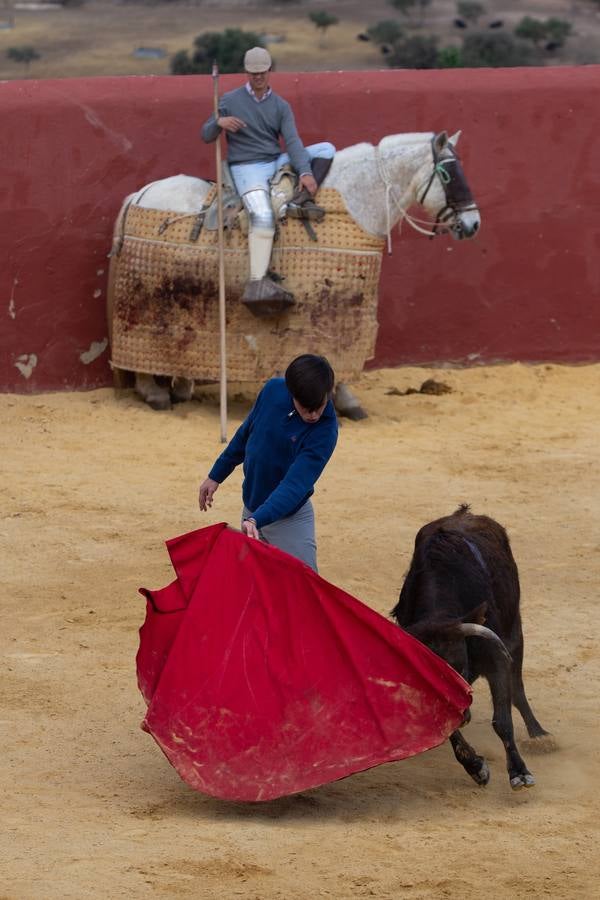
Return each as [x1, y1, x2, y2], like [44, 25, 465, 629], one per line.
[2, 362, 599, 899]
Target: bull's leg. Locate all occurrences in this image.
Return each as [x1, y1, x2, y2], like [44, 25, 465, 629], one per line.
[449, 730, 490, 786]
[510, 640, 549, 739]
[170, 377, 194, 404]
[334, 383, 368, 421]
[488, 665, 535, 790]
[134, 373, 172, 411]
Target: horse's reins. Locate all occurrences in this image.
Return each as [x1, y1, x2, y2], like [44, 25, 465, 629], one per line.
[375, 136, 477, 251]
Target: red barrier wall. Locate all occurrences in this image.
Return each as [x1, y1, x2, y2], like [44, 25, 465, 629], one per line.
[1, 67, 599, 392]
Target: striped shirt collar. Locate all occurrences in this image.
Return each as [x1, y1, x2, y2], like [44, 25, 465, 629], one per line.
[245, 81, 272, 103]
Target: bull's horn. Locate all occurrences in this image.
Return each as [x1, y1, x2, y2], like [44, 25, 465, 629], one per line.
[456, 623, 512, 661]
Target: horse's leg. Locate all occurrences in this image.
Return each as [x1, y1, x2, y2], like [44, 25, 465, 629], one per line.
[170, 377, 194, 404]
[134, 373, 171, 411]
[334, 382, 368, 421]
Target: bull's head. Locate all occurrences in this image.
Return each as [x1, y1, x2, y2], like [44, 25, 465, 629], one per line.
[405, 602, 511, 681]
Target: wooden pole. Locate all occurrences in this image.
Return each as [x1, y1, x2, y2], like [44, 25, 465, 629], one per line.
[212, 61, 228, 443]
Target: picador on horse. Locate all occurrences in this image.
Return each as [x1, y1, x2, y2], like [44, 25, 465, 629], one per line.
[201, 46, 335, 318]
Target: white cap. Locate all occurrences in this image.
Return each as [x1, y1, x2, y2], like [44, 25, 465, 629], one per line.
[244, 47, 272, 73]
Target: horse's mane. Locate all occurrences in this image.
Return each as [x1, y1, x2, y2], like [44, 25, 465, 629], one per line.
[335, 132, 435, 164]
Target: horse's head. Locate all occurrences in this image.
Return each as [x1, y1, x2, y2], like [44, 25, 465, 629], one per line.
[417, 131, 481, 240]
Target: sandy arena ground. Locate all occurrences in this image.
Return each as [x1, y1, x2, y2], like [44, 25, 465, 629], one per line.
[2, 363, 599, 898]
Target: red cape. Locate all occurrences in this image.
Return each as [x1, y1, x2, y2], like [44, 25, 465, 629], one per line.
[137, 524, 471, 802]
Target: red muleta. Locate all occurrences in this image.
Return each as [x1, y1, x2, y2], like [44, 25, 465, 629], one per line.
[137, 523, 471, 802]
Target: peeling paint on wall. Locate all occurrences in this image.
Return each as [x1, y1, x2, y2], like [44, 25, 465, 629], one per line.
[79, 338, 108, 365]
[8, 278, 18, 319]
[14, 353, 38, 378]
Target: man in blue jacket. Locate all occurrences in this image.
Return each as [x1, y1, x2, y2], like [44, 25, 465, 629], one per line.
[198, 354, 338, 571]
[201, 47, 335, 316]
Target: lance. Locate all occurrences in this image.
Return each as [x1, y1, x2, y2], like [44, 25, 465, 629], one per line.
[212, 60, 228, 443]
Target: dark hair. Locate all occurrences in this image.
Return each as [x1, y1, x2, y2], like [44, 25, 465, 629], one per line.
[285, 354, 335, 411]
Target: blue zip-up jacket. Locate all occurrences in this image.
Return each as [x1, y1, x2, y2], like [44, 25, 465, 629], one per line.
[208, 378, 338, 529]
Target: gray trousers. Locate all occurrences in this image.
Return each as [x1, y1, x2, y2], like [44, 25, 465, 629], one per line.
[242, 500, 317, 572]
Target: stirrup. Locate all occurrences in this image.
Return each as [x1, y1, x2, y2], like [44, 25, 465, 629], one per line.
[287, 200, 325, 223]
[242, 277, 295, 318]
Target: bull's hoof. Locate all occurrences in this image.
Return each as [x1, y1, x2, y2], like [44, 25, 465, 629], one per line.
[510, 772, 535, 790]
[242, 277, 295, 318]
[466, 757, 490, 786]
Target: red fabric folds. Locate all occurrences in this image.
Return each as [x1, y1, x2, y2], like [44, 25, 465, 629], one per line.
[137, 523, 471, 802]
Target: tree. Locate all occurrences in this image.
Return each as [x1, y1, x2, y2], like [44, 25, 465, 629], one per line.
[461, 31, 534, 67]
[367, 20, 404, 46]
[456, 1, 485, 24]
[386, 34, 439, 68]
[170, 29, 264, 75]
[6, 46, 40, 68]
[514, 16, 548, 47]
[308, 10, 339, 44]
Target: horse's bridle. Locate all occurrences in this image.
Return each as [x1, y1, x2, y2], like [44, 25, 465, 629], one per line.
[418, 136, 479, 237]
[374, 135, 478, 249]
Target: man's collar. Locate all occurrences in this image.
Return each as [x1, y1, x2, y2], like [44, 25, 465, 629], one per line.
[245, 81, 272, 103]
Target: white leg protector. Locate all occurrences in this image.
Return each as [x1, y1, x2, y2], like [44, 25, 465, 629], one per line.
[247, 227, 275, 280]
[242, 189, 276, 281]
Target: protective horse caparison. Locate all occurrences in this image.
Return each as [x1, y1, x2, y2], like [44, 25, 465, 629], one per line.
[107, 131, 481, 416]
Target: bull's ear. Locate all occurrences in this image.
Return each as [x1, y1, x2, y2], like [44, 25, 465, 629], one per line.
[449, 130, 462, 147]
[461, 602, 487, 625]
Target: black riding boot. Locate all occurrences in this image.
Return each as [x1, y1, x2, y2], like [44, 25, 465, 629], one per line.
[287, 156, 333, 221]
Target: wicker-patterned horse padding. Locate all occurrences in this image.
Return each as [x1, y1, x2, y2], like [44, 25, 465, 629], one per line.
[108, 188, 385, 384]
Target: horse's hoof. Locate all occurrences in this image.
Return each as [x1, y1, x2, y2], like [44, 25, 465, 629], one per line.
[510, 772, 535, 790]
[339, 405, 368, 421]
[170, 378, 194, 404]
[147, 396, 172, 411]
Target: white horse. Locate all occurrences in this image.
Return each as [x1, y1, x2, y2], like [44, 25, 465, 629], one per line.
[110, 130, 481, 418]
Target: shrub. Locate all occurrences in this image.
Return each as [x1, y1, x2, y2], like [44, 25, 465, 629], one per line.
[7, 46, 40, 66]
[386, 34, 439, 68]
[456, 2, 485, 24]
[461, 31, 534, 67]
[544, 18, 572, 48]
[437, 45, 464, 67]
[387, 0, 416, 17]
[367, 20, 404, 46]
[514, 16, 548, 47]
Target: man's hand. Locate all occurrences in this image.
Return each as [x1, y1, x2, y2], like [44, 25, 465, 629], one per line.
[199, 477, 219, 511]
[242, 518, 260, 540]
[217, 116, 247, 133]
[299, 173, 318, 195]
